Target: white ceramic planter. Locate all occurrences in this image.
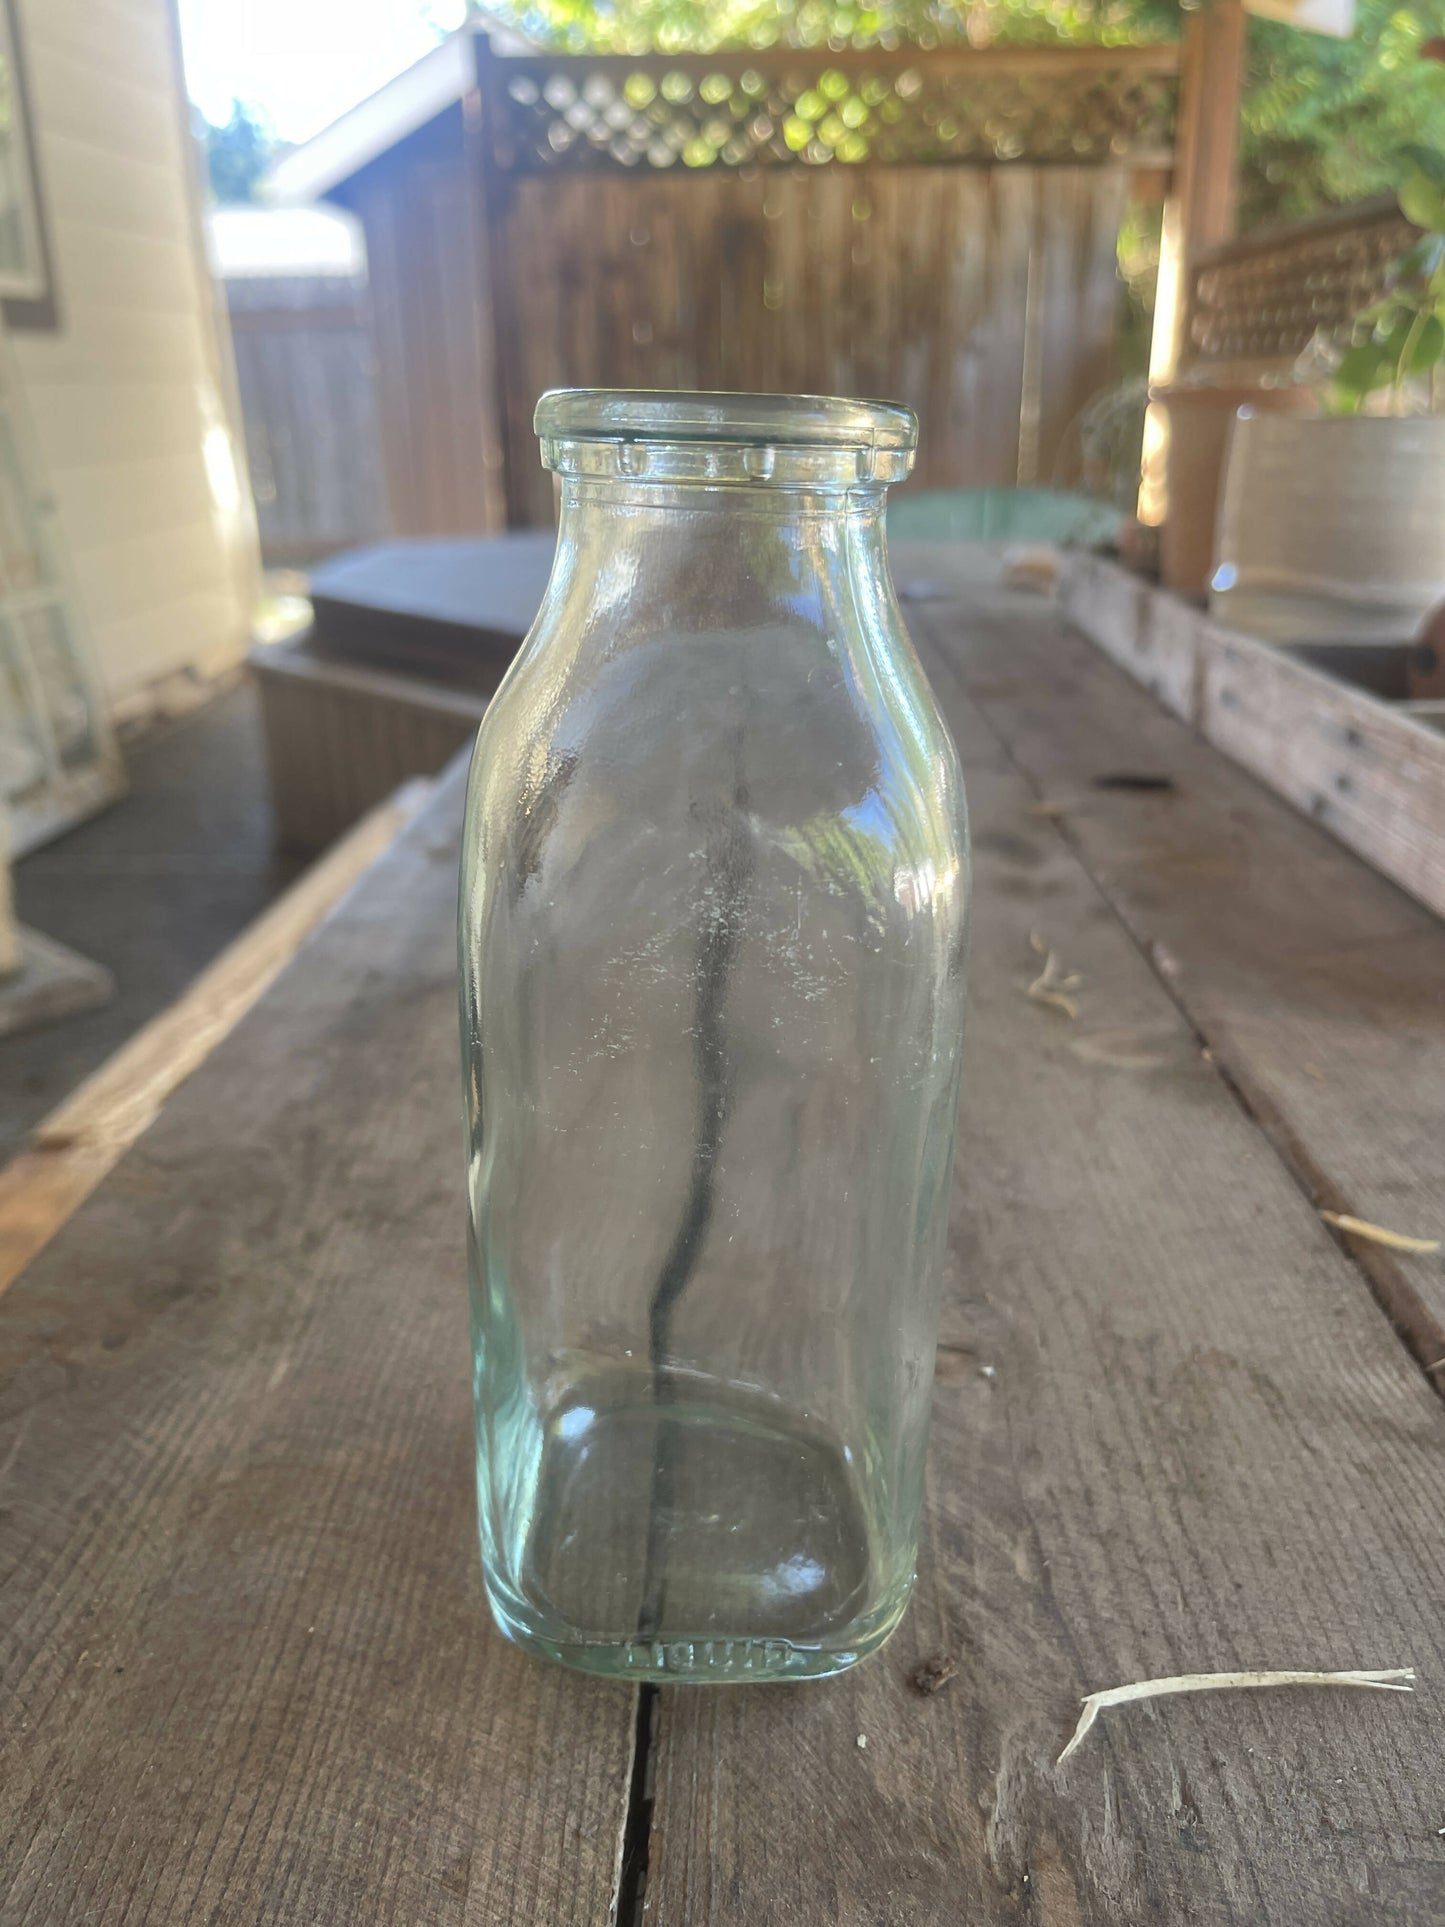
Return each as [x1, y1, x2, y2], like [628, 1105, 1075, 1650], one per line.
[1212, 413, 1445, 642]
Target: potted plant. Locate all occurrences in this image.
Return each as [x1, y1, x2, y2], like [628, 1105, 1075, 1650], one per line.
[1212, 151, 1445, 641]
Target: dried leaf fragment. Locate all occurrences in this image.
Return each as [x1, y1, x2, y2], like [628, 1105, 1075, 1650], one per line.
[1057, 1668, 1415, 1767]
[910, 1653, 958, 1696]
[1028, 984, 1079, 1020]
[1024, 944, 1082, 1021]
[1024, 933, 1083, 1019]
[1320, 1212, 1441, 1255]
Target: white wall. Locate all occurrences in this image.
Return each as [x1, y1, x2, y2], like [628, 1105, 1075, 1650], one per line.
[9, 0, 258, 709]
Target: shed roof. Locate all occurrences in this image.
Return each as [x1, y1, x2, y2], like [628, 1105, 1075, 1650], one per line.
[264, 18, 531, 206]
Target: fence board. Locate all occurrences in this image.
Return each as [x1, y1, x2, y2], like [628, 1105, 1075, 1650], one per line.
[351, 117, 506, 539]
[1036, 168, 1128, 485]
[492, 165, 1126, 525]
[227, 285, 388, 565]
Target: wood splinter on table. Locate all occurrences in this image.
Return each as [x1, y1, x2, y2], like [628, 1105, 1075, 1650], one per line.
[1056, 1668, 1418, 1767]
[1320, 1211, 1442, 1256]
[1024, 931, 1083, 1020]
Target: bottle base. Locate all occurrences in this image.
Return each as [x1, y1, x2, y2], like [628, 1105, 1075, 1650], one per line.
[483, 1569, 913, 1683]
[476, 1364, 916, 1682]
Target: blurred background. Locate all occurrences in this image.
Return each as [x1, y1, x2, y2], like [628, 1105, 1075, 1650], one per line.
[1, 0, 1442, 1164]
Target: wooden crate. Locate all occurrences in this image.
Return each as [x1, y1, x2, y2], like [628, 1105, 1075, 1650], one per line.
[251, 631, 494, 851]
[1059, 552, 1445, 922]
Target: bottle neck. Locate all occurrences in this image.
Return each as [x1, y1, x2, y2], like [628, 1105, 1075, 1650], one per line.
[540, 476, 894, 656]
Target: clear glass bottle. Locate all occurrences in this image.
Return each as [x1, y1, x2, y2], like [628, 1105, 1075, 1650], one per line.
[459, 391, 968, 1682]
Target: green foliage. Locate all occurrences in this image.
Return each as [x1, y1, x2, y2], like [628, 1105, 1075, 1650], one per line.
[479, 0, 1445, 231]
[1240, 0, 1445, 226]
[199, 100, 278, 206]
[478, 0, 1173, 53]
[1327, 147, 1445, 409]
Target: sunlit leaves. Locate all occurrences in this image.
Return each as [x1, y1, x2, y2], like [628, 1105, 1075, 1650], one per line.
[481, 0, 1445, 234]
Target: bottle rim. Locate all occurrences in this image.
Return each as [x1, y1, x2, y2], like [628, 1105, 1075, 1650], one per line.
[535, 389, 917, 486]
[535, 388, 917, 454]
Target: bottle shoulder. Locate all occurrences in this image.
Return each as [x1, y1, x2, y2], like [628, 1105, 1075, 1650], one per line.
[463, 607, 968, 915]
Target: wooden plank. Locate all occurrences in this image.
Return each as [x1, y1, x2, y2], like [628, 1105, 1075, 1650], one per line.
[932, 167, 990, 486]
[644, 566, 1445, 1924]
[351, 174, 419, 536]
[349, 111, 505, 538]
[306, 532, 553, 675]
[228, 294, 389, 559]
[1034, 169, 1129, 488]
[483, 158, 1130, 525]
[1153, 0, 1245, 381]
[0, 757, 637, 1922]
[458, 67, 510, 534]
[492, 45, 1182, 82]
[1176, 0, 1245, 261]
[1199, 632, 1445, 921]
[939, 547, 1445, 1368]
[1059, 548, 1207, 720]
[0, 778, 433, 1295]
[1060, 555, 1445, 924]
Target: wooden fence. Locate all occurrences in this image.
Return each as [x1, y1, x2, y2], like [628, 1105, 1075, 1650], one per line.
[482, 163, 1134, 524]
[224, 273, 389, 565]
[334, 37, 1182, 531]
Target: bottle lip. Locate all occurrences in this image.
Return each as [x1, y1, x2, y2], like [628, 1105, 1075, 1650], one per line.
[535, 388, 917, 454]
[536, 389, 917, 485]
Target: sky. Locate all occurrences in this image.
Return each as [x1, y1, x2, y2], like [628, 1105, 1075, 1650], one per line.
[176, 0, 472, 143]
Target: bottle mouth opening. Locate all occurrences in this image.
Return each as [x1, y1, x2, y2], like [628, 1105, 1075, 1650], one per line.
[535, 388, 917, 486]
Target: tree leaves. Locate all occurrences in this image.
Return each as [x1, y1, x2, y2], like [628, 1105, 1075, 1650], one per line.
[1400, 166, 1445, 235]
[1402, 142, 1445, 190]
[487, 0, 1445, 236]
[1331, 340, 1393, 412]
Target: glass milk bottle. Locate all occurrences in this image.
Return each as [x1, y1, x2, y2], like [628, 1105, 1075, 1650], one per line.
[459, 390, 968, 1681]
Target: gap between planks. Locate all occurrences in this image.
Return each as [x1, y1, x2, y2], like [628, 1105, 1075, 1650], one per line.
[0, 777, 435, 1297]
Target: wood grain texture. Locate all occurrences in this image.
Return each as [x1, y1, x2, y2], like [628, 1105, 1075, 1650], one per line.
[1058, 549, 1211, 722]
[1061, 554, 1445, 925]
[1198, 632, 1445, 922]
[251, 637, 493, 851]
[0, 779, 433, 1294]
[361, 147, 1129, 530]
[350, 113, 505, 539]
[644, 557, 1445, 1925]
[224, 274, 389, 563]
[918, 546, 1445, 1374]
[1033, 169, 1128, 490]
[0, 758, 636, 1924]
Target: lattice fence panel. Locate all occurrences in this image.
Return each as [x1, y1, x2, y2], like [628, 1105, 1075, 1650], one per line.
[483, 49, 1179, 173]
[1185, 203, 1422, 375]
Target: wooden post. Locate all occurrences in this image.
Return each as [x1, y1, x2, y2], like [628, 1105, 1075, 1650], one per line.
[1140, 0, 1247, 523]
[1177, 0, 1247, 266]
[1152, 0, 1247, 384]
[467, 32, 528, 530]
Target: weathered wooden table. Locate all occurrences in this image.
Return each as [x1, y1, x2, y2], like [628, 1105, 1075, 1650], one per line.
[4, 549, 1445, 1923]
